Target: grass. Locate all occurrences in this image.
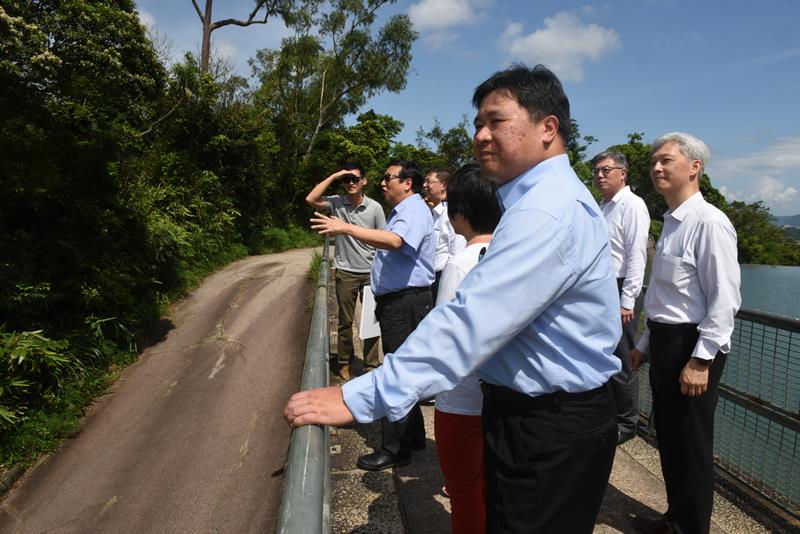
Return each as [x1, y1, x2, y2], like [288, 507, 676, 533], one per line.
[309, 249, 323, 283]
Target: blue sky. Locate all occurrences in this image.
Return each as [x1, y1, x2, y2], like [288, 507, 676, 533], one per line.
[136, 0, 800, 215]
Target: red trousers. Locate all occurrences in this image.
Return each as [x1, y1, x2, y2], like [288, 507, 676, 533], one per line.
[434, 409, 485, 534]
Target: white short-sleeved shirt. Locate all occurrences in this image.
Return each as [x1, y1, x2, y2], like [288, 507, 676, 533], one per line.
[434, 243, 487, 415]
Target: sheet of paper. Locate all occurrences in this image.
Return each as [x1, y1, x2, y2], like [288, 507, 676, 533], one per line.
[358, 285, 381, 339]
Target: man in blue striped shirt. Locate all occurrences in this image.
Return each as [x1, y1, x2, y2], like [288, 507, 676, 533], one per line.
[287, 64, 621, 533]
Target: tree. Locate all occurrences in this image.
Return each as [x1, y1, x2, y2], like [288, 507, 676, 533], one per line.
[725, 201, 800, 265]
[414, 116, 474, 171]
[567, 118, 597, 186]
[0, 0, 167, 333]
[190, 0, 318, 74]
[252, 0, 417, 161]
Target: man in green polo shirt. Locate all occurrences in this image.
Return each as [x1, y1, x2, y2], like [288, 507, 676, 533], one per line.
[306, 163, 386, 380]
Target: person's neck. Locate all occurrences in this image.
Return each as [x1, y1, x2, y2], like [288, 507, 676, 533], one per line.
[466, 233, 492, 246]
[391, 191, 416, 207]
[665, 187, 699, 212]
[602, 185, 625, 204]
[347, 191, 364, 207]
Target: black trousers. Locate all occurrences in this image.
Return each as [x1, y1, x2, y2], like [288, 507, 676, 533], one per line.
[611, 277, 642, 435]
[481, 382, 617, 533]
[374, 287, 432, 457]
[648, 321, 726, 534]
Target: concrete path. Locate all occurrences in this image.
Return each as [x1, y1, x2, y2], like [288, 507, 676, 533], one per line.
[0, 248, 318, 534]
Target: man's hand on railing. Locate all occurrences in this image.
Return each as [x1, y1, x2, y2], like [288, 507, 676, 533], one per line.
[284, 385, 355, 428]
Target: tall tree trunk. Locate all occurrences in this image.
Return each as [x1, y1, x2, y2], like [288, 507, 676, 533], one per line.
[200, 0, 213, 74]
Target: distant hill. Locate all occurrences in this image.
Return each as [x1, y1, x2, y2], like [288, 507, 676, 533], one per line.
[772, 214, 800, 228]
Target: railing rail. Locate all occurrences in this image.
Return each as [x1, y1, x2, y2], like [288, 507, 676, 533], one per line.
[276, 237, 331, 534]
[639, 304, 800, 516]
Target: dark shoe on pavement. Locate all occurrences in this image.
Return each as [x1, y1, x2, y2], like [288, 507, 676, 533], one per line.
[631, 514, 673, 534]
[356, 450, 411, 471]
[411, 440, 426, 451]
[618, 429, 637, 445]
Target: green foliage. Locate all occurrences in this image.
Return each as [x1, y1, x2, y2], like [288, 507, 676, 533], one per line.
[414, 116, 474, 171]
[724, 201, 800, 265]
[309, 249, 323, 283]
[259, 225, 323, 254]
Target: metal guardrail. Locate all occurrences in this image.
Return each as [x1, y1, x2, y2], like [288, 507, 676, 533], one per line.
[276, 237, 331, 534]
[638, 305, 800, 516]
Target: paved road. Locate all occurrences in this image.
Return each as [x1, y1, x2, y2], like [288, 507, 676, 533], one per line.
[0, 248, 317, 534]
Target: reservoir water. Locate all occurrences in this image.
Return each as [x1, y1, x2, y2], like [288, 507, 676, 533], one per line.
[739, 264, 800, 318]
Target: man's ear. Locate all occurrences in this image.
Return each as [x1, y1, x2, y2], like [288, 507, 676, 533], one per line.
[540, 115, 559, 144]
[689, 159, 702, 181]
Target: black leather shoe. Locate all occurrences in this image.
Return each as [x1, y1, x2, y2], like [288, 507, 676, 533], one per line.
[356, 450, 411, 471]
[631, 514, 673, 534]
[618, 430, 637, 445]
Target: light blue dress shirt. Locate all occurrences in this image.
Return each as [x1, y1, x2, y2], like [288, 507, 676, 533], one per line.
[345, 154, 622, 422]
[370, 193, 435, 296]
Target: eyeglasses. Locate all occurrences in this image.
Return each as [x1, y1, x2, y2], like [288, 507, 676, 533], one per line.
[340, 175, 362, 184]
[382, 173, 403, 182]
[591, 166, 623, 176]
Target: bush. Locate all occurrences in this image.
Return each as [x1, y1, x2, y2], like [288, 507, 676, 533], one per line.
[258, 225, 322, 254]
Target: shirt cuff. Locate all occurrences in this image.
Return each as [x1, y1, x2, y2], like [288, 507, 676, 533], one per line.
[635, 327, 650, 354]
[341, 368, 387, 423]
[620, 294, 635, 310]
[691, 337, 719, 361]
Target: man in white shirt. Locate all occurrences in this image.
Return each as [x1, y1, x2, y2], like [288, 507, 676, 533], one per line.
[630, 133, 741, 534]
[591, 151, 650, 444]
[424, 167, 466, 301]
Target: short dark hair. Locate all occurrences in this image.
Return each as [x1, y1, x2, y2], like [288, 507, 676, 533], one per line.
[472, 64, 571, 143]
[590, 151, 628, 170]
[342, 161, 365, 177]
[446, 164, 502, 235]
[425, 166, 452, 186]
[388, 159, 424, 193]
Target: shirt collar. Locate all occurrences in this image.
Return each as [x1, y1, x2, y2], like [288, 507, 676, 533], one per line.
[599, 185, 630, 209]
[665, 191, 704, 222]
[497, 154, 570, 211]
[432, 202, 447, 215]
[391, 193, 423, 215]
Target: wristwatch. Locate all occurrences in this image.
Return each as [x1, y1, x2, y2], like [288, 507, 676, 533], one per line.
[691, 357, 712, 368]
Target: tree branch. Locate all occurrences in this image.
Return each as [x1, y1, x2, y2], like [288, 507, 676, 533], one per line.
[212, 0, 272, 29]
[191, 0, 205, 23]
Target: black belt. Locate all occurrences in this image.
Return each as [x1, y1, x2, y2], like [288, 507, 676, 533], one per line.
[480, 381, 608, 411]
[646, 319, 699, 332]
[374, 286, 431, 303]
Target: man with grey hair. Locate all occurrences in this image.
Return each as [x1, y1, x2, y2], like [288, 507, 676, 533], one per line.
[591, 150, 650, 444]
[629, 133, 741, 534]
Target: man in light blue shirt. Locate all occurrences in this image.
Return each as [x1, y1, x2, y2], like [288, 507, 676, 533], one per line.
[289, 65, 621, 533]
[310, 160, 435, 472]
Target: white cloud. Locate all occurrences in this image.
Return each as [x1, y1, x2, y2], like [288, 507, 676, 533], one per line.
[499, 11, 621, 82]
[137, 8, 156, 28]
[409, 0, 480, 31]
[714, 137, 800, 177]
[713, 137, 800, 213]
[720, 177, 799, 208]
